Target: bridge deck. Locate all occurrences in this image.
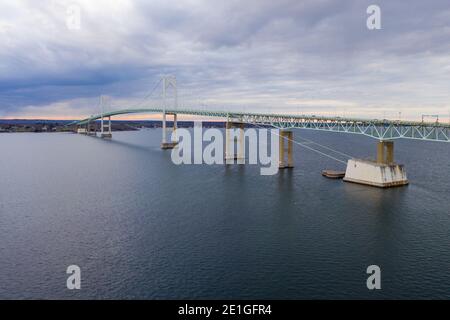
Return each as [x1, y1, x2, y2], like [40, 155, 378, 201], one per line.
[68, 107, 450, 142]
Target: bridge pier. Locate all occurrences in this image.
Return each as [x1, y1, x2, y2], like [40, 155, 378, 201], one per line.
[76, 126, 87, 134]
[344, 140, 408, 188]
[225, 121, 245, 164]
[279, 130, 294, 169]
[377, 140, 394, 164]
[161, 112, 178, 149]
[101, 115, 112, 139]
[87, 121, 97, 136]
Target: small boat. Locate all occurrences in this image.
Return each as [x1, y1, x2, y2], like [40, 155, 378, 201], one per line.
[322, 170, 345, 179]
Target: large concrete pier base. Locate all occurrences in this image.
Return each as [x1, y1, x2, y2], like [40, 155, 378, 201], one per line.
[161, 142, 178, 149]
[101, 133, 112, 139]
[343, 159, 408, 187]
[343, 140, 408, 188]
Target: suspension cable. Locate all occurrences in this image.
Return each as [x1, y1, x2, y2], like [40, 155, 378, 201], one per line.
[252, 123, 349, 165]
[295, 135, 353, 159]
[128, 78, 163, 109]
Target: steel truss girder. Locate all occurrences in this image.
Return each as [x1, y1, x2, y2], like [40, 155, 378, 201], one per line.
[70, 108, 450, 143]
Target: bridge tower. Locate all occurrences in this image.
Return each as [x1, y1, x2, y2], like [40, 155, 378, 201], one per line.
[100, 95, 112, 139]
[161, 75, 179, 149]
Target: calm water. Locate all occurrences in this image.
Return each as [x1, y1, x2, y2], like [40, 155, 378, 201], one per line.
[0, 129, 449, 299]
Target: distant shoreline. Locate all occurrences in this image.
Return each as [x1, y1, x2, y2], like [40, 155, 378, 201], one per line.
[0, 120, 253, 133]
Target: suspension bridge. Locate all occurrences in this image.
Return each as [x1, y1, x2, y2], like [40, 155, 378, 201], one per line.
[68, 76, 450, 188]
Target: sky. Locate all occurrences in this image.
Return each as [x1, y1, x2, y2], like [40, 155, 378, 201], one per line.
[0, 0, 449, 120]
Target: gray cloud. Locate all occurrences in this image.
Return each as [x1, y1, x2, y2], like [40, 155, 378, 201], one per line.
[0, 0, 449, 119]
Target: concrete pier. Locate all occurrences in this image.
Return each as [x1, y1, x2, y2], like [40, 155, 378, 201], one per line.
[344, 140, 408, 188]
[225, 121, 245, 163]
[161, 142, 178, 149]
[279, 130, 294, 169]
[161, 112, 178, 149]
[377, 140, 394, 164]
[86, 122, 97, 136]
[101, 133, 113, 139]
[101, 115, 112, 139]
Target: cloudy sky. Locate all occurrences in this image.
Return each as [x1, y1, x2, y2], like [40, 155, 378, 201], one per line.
[0, 0, 449, 120]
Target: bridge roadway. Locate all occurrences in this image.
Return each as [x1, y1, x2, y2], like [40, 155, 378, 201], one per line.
[69, 107, 450, 142]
